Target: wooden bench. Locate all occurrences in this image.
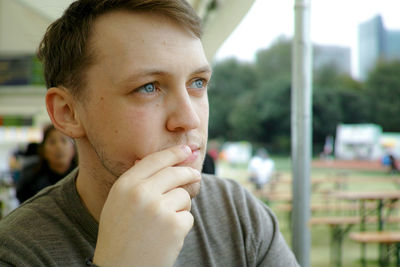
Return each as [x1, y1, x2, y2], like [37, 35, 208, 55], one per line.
[350, 231, 400, 267]
[309, 217, 400, 267]
[309, 216, 360, 267]
[273, 202, 378, 214]
[310, 216, 400, 225]
[252, 191, 292, 202]
[350, 231, 400, 244]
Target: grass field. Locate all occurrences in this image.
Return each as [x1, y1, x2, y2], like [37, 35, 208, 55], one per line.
[216, 157, 400, 267]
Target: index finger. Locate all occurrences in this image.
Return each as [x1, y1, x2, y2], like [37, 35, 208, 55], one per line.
[119, 145, 192, 182]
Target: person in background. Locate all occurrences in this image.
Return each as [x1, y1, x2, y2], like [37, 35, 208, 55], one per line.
[201, 152, 215, 174]
[320, 135, 334, 160]
[16, 124, 77, 203]
[388, 154, 400, 174]
[248, 148, 275, 190]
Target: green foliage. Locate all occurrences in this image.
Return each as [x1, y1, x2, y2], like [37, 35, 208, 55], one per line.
[253, 39, 292, 152]
[227, 90, 263, 140]
[364, 60, 400, 132]
[208, 58, 257, 139]
[255, 37, 292, 82]
[208, 38, 400, 155]
[312, 65, 367, 144]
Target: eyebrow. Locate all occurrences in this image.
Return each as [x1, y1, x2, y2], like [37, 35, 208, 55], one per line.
[192, 65, 213, 75]
[119, 65, 212, 85]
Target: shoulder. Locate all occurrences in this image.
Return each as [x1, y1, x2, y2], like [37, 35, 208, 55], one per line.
[190, 174, 299, 266]
[0, 191, 60, 265]
[197, 174, 264, 207]
[0, 169, 95, 265]
[1, 176, 71, 236]
[199, 174, 246, 195]
[193, 174, 280, 245]
[195, 174, 275, 228]
[1, 169, 78, 241]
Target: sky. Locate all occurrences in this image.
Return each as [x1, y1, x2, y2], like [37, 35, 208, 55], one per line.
[215, 0, 400, 77]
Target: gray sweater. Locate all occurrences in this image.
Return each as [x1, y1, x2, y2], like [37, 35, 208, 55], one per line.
[0, 169, 298, 266]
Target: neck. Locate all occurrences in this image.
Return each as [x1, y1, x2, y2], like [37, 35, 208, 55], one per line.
[76, 165, 115, 222]
[75, 139, 116, 222]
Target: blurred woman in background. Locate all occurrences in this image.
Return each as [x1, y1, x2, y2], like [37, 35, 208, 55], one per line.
[16, 124, 77, 203]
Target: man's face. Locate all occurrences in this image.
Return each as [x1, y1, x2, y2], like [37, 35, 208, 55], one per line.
[75, 11, 211, 196]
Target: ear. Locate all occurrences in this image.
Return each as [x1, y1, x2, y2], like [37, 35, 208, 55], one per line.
[46, 87, 85, 138]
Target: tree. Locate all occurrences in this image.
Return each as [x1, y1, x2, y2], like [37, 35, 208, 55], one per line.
[336, 75, 368, 124]
[312, 64, 367, 148]
[208, 58, 257, 139]
[209, 38, 293, 152]
[227, 90, 264, 140]
[253, 38, 292, 152]
[364, 60, 400, 132]
[208, 37, 374, 155]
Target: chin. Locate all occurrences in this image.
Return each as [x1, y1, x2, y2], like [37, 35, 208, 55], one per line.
[181, 180, 201, 199]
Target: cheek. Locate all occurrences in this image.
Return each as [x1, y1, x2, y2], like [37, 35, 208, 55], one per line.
[44, 146, 53, 156]
[67, 144, 75, 157]
[113, 110, 165, 158]
[198, 98, 209, 127]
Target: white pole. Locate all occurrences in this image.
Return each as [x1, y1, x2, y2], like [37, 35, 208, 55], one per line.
[291, 0, 312, 266]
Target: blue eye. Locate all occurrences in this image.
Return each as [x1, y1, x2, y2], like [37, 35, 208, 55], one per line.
[189, 79, 206, 89]
[137, 83, 156, 93]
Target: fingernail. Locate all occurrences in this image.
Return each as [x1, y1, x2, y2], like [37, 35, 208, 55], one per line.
[181, 145, 191, 154]
[194, 169, 201, 177]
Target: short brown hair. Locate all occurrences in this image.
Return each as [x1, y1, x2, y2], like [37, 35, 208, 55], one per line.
[37, 0, 202, 98]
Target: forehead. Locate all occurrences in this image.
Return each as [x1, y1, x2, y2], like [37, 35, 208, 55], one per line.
[88, 11, 208, 84]
[45, 130, 65, 141]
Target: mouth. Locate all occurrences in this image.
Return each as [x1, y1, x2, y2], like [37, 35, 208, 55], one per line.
[180, 144, 201, 165]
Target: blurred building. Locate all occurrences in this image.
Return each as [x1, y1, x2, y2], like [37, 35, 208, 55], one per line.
[358, 15, 400, 80]
[335, 123, 400, 160]
[313, 45, 351, 74]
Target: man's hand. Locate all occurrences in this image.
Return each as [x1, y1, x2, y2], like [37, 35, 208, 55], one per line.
[93, 145, 200, 267]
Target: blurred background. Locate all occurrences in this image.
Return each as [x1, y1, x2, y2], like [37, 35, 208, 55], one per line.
[1, 0, 400, 266]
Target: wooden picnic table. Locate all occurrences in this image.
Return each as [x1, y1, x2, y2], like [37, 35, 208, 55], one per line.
[332, 191, 400, 201]
[310, 216, 360, 267]
[350, 231, 400, 243]
[349, 231, 400, 267]
[331, 191, 400, 267]
[331, 191, 400, 231]
[264, 193, 292, 202]
[274, 202, 379, 214]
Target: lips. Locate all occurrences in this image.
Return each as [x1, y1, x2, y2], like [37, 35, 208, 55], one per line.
[180, 145, 200, 165]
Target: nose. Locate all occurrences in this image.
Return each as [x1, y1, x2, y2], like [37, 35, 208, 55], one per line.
[54, 141, 66, 153]
[166, 91, 201, 132]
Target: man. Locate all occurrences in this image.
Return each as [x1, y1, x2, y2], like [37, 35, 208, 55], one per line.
[0, 1, 299, 266]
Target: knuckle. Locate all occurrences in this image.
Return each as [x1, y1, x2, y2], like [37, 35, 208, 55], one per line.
[165, 214, 179, 230]
[178, 187, 191, 202]
[180, 166, 195, 179]
[163, 212, 194, 243]
[175, 186, 188, 196]
[180, 212, 194, 231]
[128, 182, 149, 204]
[166, 166, 180, 177]
[182, 212, 194, 227]
[148, 199, 164, 216]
